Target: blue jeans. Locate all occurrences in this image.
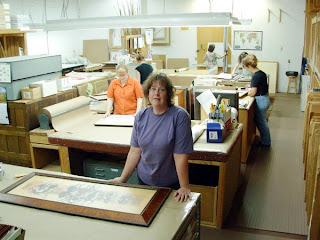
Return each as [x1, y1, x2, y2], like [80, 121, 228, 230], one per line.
[254, 95, 271, 145]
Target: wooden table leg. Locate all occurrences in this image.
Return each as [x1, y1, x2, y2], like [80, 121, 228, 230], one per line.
[59, 146, 71, 173]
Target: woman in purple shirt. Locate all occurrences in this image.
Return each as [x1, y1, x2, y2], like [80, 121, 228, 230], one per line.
[108, 72, 194, 202]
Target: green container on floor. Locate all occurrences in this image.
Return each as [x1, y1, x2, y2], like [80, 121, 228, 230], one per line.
[83, 159, 139, 185]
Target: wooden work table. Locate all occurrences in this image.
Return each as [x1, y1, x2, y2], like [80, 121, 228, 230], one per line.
[0, 164, 200, 240]
[200, 95, 256, 163]
[238, 96, 256, 162]
[163, 69, 209, 75]
[29, 111, 243, 228]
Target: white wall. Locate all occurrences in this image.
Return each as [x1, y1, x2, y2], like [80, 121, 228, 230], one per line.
[231, 0, 305, 93]
[151, 27, 198, 68]
[11, 0, 305, 93]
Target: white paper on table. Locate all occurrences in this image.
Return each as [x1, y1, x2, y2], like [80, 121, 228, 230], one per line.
[192, 124, 206, 143]
[217, 73, 233, 79]
[0, 103, 9, 124]
[196, 89, 217, 115]
[94, 114, 135, 126]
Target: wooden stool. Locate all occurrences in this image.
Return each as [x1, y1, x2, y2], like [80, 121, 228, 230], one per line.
[287, 76, 297, 94]
[286, 71, 298, 94]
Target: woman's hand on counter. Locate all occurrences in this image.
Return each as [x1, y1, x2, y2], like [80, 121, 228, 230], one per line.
[105, 177, 124, 184]
[174, 187, 192, 202]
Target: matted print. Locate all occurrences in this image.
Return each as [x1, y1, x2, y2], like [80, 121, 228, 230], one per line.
[0, 172, 171, 226]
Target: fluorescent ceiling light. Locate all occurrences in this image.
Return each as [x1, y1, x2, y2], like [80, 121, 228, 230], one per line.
[37, 12, 238, 31]
[238, 19, 252, 25]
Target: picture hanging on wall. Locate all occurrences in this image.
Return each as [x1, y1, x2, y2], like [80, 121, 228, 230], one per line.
[109, 29, 123, 50]
[152, 27, 170, 46]
[233, 31, 263, 50]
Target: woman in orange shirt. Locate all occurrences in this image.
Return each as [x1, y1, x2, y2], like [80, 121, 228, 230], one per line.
[105, 64, 143, 117]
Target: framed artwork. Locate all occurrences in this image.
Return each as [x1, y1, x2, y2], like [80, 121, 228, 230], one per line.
[0, 172, 171, 227]
[152, 27, 170, 46]
[233, 31, 263, 50]
[109, 29, 123, 49]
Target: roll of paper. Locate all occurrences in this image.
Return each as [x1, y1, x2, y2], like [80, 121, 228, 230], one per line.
[40, 96, 92, 132]
[174, 67, 189, 73]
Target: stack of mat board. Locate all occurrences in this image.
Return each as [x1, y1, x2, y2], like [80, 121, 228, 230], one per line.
[0, 2, 11, 29]
[302, 89, 320, 240]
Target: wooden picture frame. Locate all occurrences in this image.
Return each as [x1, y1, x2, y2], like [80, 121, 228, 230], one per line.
[0, 172, 171, 227]
[109, 29, 123, 50]
[152, 27, 170, 46]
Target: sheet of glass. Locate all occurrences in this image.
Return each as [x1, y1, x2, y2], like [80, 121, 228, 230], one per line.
[8, 175, 156, 215]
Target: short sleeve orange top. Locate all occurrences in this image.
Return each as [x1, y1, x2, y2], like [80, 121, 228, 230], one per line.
[107, 77, 144, 115]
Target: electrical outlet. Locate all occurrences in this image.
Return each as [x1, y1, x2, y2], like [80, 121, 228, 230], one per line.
[288, 59, 290, 63]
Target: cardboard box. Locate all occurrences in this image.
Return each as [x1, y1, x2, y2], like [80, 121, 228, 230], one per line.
[93, 79, 108, 94]
[21, 87, 42, 100]
[56, 77, 72, 92]
[206, 119, 231, 143]
[30, 80, 57, 97]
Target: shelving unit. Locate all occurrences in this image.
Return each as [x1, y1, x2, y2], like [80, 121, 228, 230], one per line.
[303, 2, 320, 239]
[0, 29, 33, 58]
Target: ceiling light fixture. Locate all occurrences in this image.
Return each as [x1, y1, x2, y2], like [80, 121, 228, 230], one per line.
[31, 12, 244, 31]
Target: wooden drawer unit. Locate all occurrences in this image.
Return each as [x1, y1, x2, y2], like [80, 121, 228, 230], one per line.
[0, 89, 78, 167]
[83, 159, 139, 184]
[0, 130, 31, 167]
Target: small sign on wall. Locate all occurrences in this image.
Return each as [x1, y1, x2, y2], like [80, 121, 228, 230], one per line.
[0, 64, 11, 83]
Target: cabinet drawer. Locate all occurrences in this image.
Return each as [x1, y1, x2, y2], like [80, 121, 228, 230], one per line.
[83, 159, 139, 184]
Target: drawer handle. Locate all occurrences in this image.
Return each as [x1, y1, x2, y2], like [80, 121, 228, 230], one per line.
[95, 168, 105, 171]
[95, 173, 105, 177]
[111, 168, 119, 172]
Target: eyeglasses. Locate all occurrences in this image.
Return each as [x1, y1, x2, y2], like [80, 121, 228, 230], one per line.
[117, 73, 127, 77]
[149, 87, 166, 93]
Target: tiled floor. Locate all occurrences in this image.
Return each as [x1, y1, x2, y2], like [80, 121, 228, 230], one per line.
[201, 94, 308, 240]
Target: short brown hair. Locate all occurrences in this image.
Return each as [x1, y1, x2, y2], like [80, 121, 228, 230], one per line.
[142, 72, 175, 107]
[208, 44, 215, 52]
[242, 54, 258, 68]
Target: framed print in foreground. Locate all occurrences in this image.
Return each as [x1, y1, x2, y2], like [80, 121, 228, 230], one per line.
[0, 172, 171, 227]
[233, 31, 263, 50]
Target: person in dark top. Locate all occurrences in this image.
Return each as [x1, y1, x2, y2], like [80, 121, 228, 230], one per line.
[135, 53, 153, 84]
[242, 54, 271, 146]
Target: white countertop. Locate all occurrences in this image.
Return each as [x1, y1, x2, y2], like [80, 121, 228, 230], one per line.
[0, 164, 200, 240]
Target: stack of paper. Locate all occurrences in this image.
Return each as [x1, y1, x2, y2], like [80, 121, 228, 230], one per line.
[95, 115, 135, 127]
[192, 124, 206, 143]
